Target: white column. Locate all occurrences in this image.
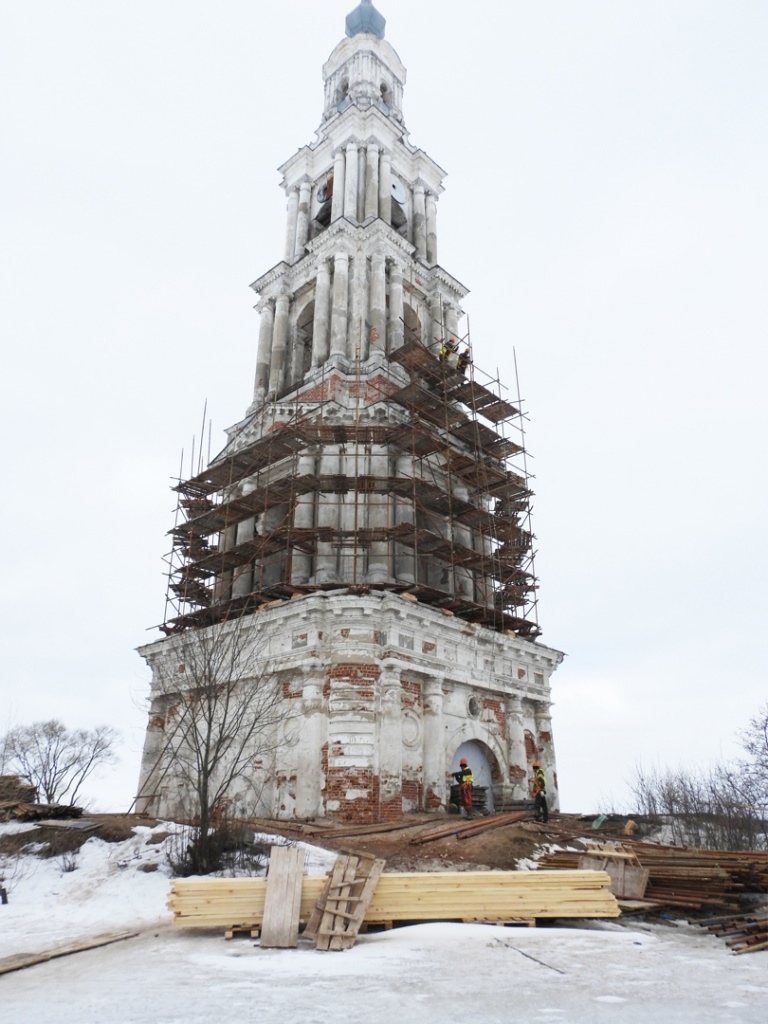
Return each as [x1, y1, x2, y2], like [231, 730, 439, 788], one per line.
[366, 445, 389, 583]
[253, 300, 274, 402]
[534, 702, 558, 811]
[295, 673, 326, 818]
[294, 180, 312, 256]
[331, 150, 346, 222]
[368, 252, 387, 356]
[329, 252, 349, 358]
[348, 252, 368, 360]
[394, 454, 415, 583]
[445, 304, 460, 343]
[267, 291, 290, 395]
[387, 262, 404, 352]
[313, 447, 341, 583]
[426, 191, 438, 265]
[357, 145, 366, 222]
[422, 678, 446, 810]
[344, 142, 358, 222]
[311, 259, 332, 366]
[365, 143, 380, 221]
[506, 695, 528, 801]
[378, 150, 391, 225]
[412, 183, 427, 259]
[291, 454, 317, 584]
[231, 513, 254, 597]
[284, 187, 299, 261]
[378, 665, 403, 817]
[429, 296, 443, 353]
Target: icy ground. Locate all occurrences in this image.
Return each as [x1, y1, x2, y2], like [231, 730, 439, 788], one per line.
[0, 821, 765, 1024]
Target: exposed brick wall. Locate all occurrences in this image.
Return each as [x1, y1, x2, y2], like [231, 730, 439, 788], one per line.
[326, 768, 380, 823]
[524, 730, 538, 760]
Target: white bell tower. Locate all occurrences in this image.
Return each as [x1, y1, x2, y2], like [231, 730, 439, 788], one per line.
[137, 3, 564, 825]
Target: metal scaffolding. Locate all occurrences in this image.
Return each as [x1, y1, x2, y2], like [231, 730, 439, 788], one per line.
[160, 330, 540, 639]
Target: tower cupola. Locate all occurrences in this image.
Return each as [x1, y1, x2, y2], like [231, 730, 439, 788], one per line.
[345, 0, 386, 40]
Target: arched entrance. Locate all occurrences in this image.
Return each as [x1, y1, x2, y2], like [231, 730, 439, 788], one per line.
[450, 739, 498, 814]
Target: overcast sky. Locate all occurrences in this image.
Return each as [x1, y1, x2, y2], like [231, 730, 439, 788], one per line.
[1, 0, 765, 814]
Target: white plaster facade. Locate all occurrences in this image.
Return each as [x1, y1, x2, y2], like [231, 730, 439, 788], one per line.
[136, 3, 564, 824]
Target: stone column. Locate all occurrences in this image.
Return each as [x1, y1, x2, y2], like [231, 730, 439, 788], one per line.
[365, 143, 380, 221]
[135, 694, 168, 815]
[412, 183, 427, 259]
[348, 253, 368, 361]
[311, 259, 332, 367]
[445, 304, 460, 344]
[313, 447, 341, 583]
[295, 671, 326, 818]
[357, 146, 366, 222]
[344, 142, 358, 222]
[294, 180, 312, 256]
[534, 701, 558, 811]
[387, 262, 404, 352]
[253, 299, 275, 402]
[426, 191, 438, 265]
[394, 454, 415, 583]
[422, 678, 446, 810]
[231, 510, 255, 597]
[378, 665, 403, 819]
[378, 150, 391, 225]
[331, 149, 346, 222]
[366, 445, 389, 583]
[284, 187, 299, 262]
[506, 695, 529, 801]
[429, 296, 443, 353]
[451, 478, 474, 598]
[291, 453, 317, 583]
[368, 252, 387, 355]
[329, 252, 349, 358]
[267, 291, 290, 395]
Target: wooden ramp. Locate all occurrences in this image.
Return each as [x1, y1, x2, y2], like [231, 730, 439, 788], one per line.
[259, 845, 305, 948]
[304, 854, 386, 951]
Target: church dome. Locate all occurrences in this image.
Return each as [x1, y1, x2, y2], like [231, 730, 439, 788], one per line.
[345, 0, 386, 40]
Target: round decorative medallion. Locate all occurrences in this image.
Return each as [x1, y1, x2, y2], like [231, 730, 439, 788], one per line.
[401, 709, 422, 748]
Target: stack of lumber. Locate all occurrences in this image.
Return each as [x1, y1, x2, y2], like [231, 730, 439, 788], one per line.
[540, 840, 768, 913]
[168, 868, 619, 935]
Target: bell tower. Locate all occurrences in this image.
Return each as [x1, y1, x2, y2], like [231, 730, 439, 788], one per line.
[137, 3, 564, 824]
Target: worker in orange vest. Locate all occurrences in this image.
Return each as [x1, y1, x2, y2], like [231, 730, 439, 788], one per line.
[530, 761, 548, 823]
[452, 757, 474, 817]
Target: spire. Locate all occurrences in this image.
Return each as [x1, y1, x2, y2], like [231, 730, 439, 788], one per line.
[345, 0, 386, 40]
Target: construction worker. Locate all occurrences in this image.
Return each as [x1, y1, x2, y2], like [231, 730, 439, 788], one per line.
[438, 337, 459, 365]
[530, 761, 548, 823]
[452, 757, 474, 817]
[456, 347, 472, 375]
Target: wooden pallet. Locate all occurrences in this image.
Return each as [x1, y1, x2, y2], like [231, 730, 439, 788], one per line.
[304, 854, 386, 951]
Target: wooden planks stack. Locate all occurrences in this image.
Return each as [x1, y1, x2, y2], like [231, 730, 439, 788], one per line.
[540, 840, 768, 913]
[168, 868, 619, 935]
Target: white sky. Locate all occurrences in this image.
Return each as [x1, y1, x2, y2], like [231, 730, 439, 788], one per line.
[1, 1, 766, 814]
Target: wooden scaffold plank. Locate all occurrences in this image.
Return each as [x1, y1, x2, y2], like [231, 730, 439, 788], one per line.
[259, 845, 305, 949]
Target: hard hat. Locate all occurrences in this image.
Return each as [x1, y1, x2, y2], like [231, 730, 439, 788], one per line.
[459, 758, 468, 765]
[532, 761, 540, 768]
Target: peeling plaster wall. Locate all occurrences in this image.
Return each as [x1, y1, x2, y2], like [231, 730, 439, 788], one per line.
[137, 591, 563, 823]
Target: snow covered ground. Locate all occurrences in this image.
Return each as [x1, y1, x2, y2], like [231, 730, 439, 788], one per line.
[1, 821, 765, 1024]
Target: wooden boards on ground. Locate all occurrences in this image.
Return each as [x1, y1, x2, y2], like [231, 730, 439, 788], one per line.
[168, 869, 619, 933]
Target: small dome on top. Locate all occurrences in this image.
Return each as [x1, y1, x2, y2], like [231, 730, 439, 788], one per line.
[345, 0, 386, 40]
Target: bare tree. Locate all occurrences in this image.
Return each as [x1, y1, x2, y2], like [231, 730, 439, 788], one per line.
[139, 617, 294, 874]
[737, 702, 768, 809]
[1, 720, 118, 806]
[628, 705, 768, 851]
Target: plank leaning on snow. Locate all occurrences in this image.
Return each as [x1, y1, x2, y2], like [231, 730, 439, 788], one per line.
[259, 845, 305, 948]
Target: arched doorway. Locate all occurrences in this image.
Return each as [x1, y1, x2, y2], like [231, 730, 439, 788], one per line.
[450, 739, 498, 814]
